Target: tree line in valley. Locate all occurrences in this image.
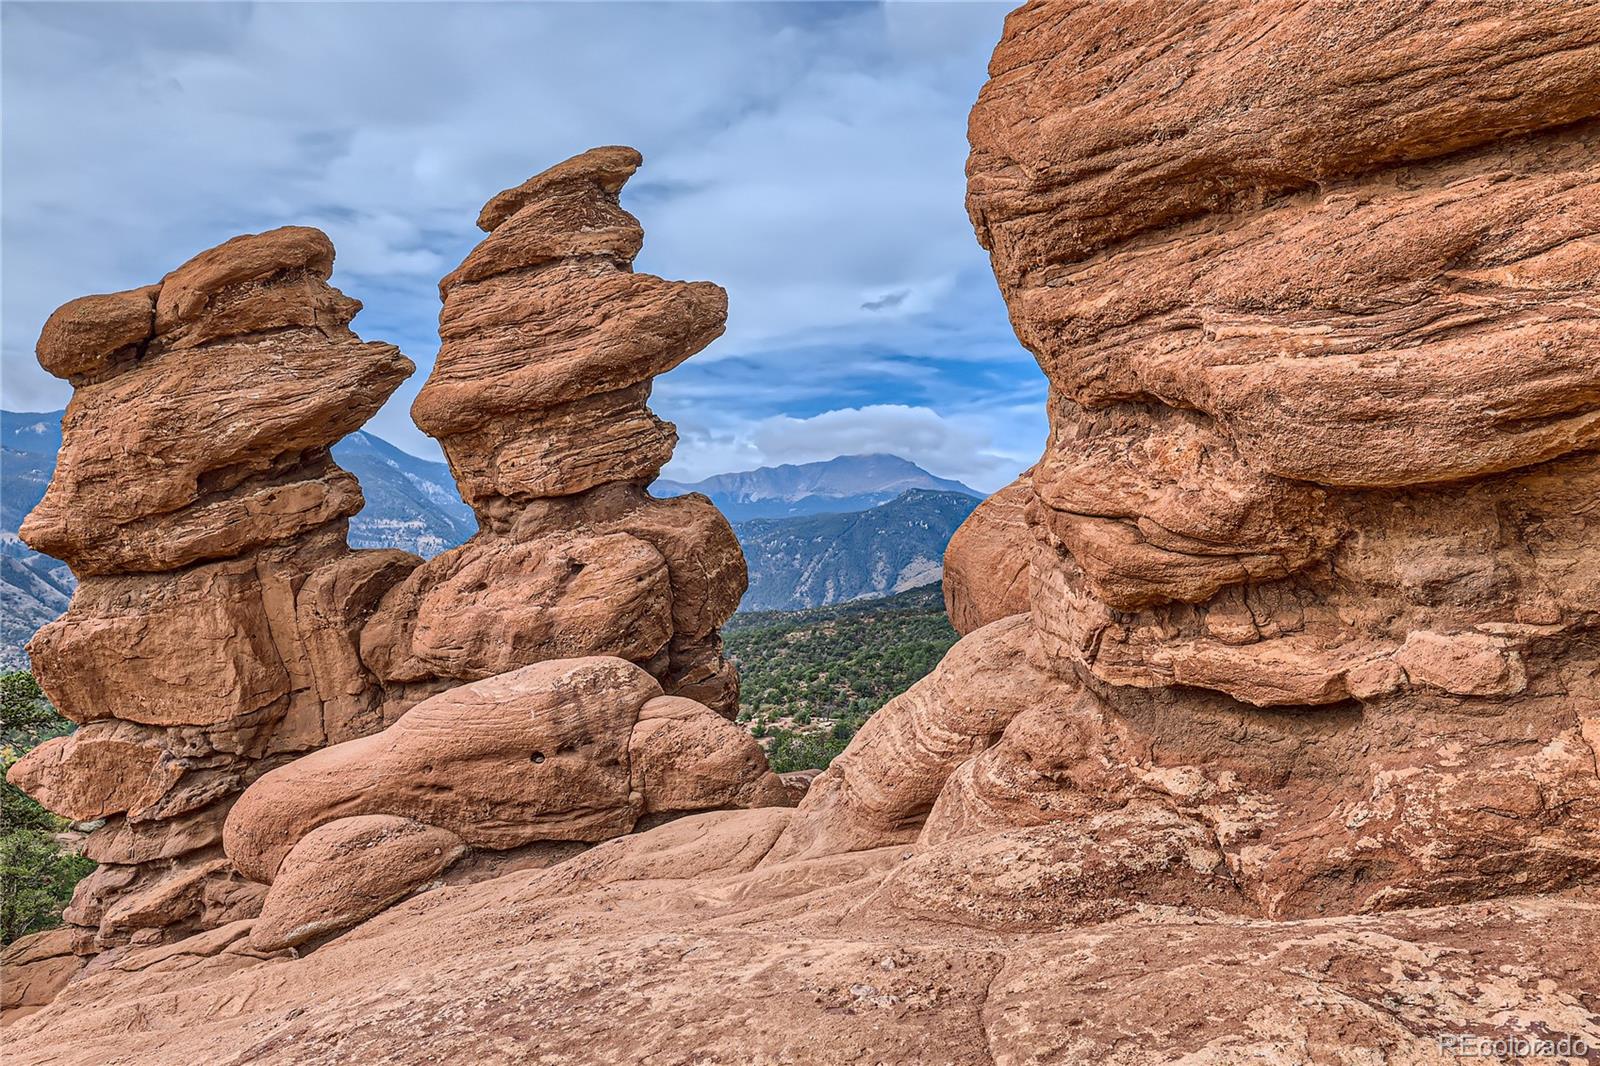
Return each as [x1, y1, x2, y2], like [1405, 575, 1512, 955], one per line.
[723, 583, 959, 773]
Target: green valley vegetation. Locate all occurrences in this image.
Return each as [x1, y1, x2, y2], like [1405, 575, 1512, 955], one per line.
[1, 671, 92, 945]
[724, 583, 959, 773]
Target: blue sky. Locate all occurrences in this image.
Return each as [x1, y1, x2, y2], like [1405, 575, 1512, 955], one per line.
[1, 1, 1044, 492]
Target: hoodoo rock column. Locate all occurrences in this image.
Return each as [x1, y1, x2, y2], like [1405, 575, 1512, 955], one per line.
[359, 146, 748, 719]
[9, 227, 417, 961]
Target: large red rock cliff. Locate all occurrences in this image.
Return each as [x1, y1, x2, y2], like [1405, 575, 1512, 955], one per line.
[949, 0, 1600, 917]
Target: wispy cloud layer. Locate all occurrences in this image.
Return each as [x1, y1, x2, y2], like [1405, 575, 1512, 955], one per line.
[2, 1, 1042, 492]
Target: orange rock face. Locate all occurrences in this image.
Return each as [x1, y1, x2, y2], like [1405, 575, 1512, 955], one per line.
[221, 658, 787, 947]
[248, 816, 468, 952]
[960, 0, 1600, 915]
[9, 228, 417, 963]
[0, 930, 83, 1027]
[22, 229, 407, 577]
[941, 472, 1033, 634]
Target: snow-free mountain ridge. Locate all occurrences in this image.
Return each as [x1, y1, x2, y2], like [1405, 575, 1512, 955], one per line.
[655, 453, 980, 521]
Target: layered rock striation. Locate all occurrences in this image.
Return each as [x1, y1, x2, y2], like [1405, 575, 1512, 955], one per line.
[948, 0, 1600, 916]
[10, 228, 417, 958]
[778, 0, 1600, 917]
[941, 471, 1033, 635]
[360, 147, 747, 719]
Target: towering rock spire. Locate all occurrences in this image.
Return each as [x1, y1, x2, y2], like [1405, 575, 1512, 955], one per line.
[360, 146, 747, 718]
[11, 227, 418, 956]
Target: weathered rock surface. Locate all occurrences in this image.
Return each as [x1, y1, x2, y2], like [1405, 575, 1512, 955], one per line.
[0, 930, 83, 1027]
[365, 146, 745, 719]
[22, 229, 409, 577]
[223, 658, 789, 946]
[766, 615, 1049, 863]
[955, 0, 1600, 919]
[249, 816, 467, 951]
[6, 812, 1599, 1064]
[942, 472, 1033, 634]
[7, 229, 418, 961]
[630, 695, 793, 815]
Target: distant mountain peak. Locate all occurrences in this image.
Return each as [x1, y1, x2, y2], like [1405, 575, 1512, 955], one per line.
[655, 453, 981, 522]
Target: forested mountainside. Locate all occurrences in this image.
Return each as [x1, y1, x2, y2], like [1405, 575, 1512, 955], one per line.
[733, 489, 978, 611]
[724, 583, 959, 771]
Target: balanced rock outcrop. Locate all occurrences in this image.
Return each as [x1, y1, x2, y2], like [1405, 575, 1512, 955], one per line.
[359, 147, 746, 719]
[9, 228, 418, 964]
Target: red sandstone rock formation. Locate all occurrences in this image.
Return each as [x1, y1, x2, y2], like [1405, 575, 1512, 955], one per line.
[942, 471, 1033, 634]
[4, 152, 774, 1017]
[7, 4, 1599, 1061]
[9, 227, 417, 964]
[360, 146, 746, 719]
[774, 0, 1600, 917]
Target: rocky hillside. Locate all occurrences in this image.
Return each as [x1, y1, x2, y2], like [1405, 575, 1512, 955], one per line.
[0, 551, 72, 670]
[328, 431, 476, 554]
[734, 489, 978, 610]
[656, 453, 978, 521]
[1, 413, 60, 532]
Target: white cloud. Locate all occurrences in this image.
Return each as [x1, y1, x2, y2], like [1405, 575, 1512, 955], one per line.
[1, 1, 1045, 485]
